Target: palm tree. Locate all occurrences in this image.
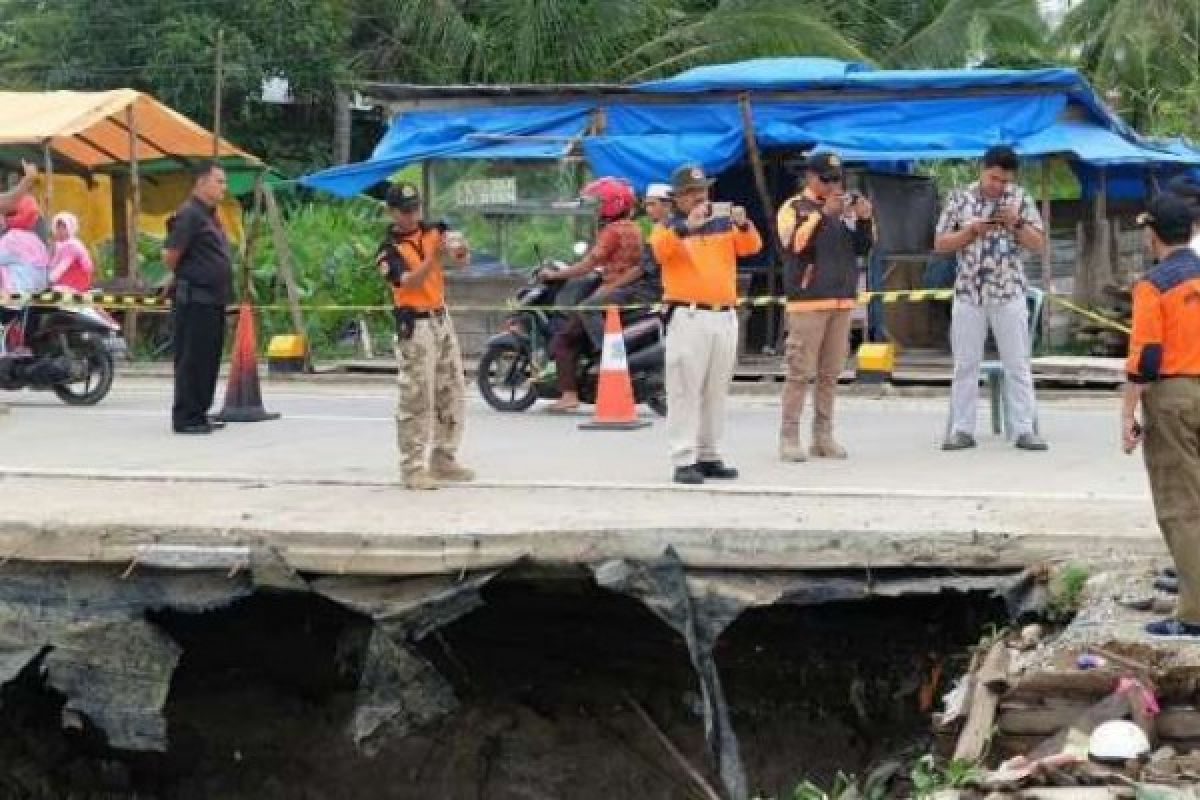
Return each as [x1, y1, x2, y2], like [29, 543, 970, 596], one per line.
[828, 0, 1050, 69]
[1056, 0, 1200, 130]
[357, 0, 869, 85]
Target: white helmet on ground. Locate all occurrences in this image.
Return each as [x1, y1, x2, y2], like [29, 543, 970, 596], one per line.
[1088, 720, 1151, 761]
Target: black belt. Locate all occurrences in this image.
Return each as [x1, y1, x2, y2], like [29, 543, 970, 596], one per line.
[666, 302, 734, 312]
[395, 307, 447, 319]
[174, 279, 223, 306]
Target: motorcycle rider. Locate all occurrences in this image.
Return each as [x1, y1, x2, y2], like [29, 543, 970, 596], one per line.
[0, 195, 50, 295]
[538, 177, 645, 413]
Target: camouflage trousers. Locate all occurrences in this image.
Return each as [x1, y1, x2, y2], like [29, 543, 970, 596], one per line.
[394, 314, 466, 477]
[1143, 377, 1200, 623]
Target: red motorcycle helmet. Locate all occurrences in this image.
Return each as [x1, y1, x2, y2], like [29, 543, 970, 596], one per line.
[581, 177, 635, 221]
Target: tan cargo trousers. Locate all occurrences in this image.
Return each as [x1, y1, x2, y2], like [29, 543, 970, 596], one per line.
[1143, 377, 1200, 623]
[780, 309, 854, 445]
[394, 314, 466, 477]
[665, 308, 738, 467]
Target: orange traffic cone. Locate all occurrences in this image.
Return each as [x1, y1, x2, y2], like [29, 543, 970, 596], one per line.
[579, 306, 651, 431]
[215, 302, 281, 423]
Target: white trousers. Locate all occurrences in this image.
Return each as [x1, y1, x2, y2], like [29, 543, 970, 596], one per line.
[950, 296, 1037, 437]
[665, 308, 738, 467]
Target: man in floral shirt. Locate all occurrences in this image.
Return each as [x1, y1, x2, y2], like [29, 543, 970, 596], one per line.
[934, 146, 1048, 451]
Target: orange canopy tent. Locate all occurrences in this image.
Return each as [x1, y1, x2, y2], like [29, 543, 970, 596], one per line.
[0, 89, 263, 276]
[0, 89, 259, 174]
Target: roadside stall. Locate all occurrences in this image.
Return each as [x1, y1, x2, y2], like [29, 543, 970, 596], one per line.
[304, 58, 1200, 367]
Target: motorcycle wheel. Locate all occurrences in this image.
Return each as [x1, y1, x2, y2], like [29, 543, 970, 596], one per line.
[52, 338, 115, 406]
[477, 342, 538, 412]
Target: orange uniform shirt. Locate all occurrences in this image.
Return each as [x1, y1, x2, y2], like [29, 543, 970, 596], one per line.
[648, 215, 762, 306]
[1127, 248, 1200, 382]
[378, 225, 445, 311]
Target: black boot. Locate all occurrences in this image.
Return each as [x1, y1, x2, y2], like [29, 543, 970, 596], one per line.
[673, 465, 705, 485]
[697, 460, 739, 480]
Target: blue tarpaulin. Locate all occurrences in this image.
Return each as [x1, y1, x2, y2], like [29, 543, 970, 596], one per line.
[303, 105, 592, 196]
[302, 58, 1200, 197]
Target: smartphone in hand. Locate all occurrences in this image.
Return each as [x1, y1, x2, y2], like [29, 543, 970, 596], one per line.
[709, 201, 732, 218]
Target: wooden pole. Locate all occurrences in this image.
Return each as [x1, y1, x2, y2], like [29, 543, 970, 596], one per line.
[737, 93, 781, 353]
[212, 28, 224, 159]
[126, 103, 142, 347]
[238, 172, 266, 298]
[41, 142, 53, 210]
[1095, 169, 1109, 303]
[1040, 159, 1052, 291]
[262, 184, 312, 371]
[953, 640, 1011, 762]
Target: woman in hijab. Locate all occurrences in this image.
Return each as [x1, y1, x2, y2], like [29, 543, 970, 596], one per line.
[48, 211, 94, 292]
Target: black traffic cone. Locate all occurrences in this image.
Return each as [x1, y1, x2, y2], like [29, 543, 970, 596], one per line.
[215, 302, 281, 423]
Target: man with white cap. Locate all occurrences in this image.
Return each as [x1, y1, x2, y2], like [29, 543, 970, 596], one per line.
[644, 183, 673, 227]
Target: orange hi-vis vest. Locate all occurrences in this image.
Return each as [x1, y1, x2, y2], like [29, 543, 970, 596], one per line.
[378, 224, 445, 311]
[648, 214, 762, 306]
[1127, 248, 1200, 383]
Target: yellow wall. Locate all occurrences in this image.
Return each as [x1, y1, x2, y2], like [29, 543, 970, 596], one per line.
[32, 174, 244, 252]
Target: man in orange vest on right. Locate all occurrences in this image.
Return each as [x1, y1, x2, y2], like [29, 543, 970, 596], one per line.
[1122, 194, 1200, 637]
[650, 164, 762, 484]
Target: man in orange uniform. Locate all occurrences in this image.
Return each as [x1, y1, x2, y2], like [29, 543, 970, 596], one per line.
[1122, 194, 1200, 637]
[377, 182, 474, 490]
[650, 164, 762, 484]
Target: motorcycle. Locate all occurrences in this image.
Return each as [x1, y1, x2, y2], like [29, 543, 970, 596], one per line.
[0, 303, 121, 405]
[477, 259, 667, 416]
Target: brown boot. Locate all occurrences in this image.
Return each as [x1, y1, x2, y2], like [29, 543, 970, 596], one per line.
[779, 436, 807, 463]
[431, 455, 476, 483]
[810, 435, 848, 459]
[402, 468, 440, 490]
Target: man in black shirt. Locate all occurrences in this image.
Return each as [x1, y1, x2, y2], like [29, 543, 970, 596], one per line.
[163, 161, 232, 434]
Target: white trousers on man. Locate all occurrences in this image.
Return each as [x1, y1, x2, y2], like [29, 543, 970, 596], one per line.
[665, 308, 738, 467]
[949, 295, 1037, 437]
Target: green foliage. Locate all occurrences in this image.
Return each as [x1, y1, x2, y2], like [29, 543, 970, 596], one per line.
[1056, 0, 1200, 133]
[0, 0, 354, 168]
[908, 755, 984, 798]
[245, 196, 388, 353]
[752, 755, 986, 800]
[3, 0, 1195, 181]
[94, 234, 170, 288]
[1046, 562, 1091, 622]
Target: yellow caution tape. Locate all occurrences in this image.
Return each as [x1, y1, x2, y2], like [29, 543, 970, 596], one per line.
[2, 287, 1132, 334]
[1043, 293, 1131, 334]
[3, 290, 170, 308]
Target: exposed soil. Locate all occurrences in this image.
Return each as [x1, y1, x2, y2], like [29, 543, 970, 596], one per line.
[0, 571, 1008, 799]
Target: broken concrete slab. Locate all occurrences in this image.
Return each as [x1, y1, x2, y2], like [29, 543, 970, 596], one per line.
[0, 475, 1166, 579]
[0, 564, 251, 751]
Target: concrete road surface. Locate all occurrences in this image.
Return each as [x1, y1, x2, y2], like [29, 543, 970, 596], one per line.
[0, 378, 1163, 574]
[0, 378, 1149, 498]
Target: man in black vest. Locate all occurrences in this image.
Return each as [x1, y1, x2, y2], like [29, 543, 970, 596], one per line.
[163, 161, 231, 434]
[776, 151, 874, 462]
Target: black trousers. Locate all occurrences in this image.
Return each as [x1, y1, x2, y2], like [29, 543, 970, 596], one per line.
[172, 303, 225, 429]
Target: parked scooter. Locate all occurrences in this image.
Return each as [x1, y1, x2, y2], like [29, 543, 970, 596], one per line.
[0, 303, 121, 405]
[477, 255, 666, 416]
